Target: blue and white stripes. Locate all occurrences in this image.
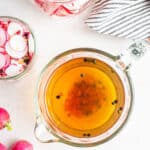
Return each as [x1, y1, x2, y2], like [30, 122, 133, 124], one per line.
[85, 0, 150, 39]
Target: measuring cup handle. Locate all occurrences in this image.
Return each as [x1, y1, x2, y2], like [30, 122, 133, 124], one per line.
[34, 117, 59, 143]
[116, 39, 150, 71]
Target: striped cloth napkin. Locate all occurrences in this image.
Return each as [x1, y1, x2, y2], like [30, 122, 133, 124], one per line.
[85, 0, 150, 40]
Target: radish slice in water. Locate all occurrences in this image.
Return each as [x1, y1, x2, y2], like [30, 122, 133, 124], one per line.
[3, 54, 11, 68]
[28, 34, 35, 54]
[0, 53, 6, 69]
[10, 35, 27, 52]
[0, 47, 5, 52]
[8, 22, 23, 36]
[5, 65, 23, 77]
[5, 35, 27, 58]
[5, 42, 27, 59]
[0, 28, 6, 46]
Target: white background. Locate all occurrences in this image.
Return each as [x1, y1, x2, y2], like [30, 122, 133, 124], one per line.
[0, 0, 150, 149]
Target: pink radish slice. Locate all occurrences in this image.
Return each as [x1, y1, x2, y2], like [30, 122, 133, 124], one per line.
[5, 64, 23, 77]
[28, 34, 35, 54]
[8, 22, 23, 36]
[0, 53, 6, 69]
[3, 54, 11, 68]
[0, 53, 10, 69]
[10, 35, 27, 52]
[5, 35, 27, 59]
[0, 28, 6, 46]
[0, 47, 5, 52]
[5, 43, 27, 59]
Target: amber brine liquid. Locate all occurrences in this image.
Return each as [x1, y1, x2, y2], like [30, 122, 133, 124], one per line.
[45, 57, 125, 138]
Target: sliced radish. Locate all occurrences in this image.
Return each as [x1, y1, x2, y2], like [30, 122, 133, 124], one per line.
[10, 35, 27, 52]
[0, 53, 11, 69]
[0, 28, 6, 46]
[3, 54, 11, 68]
[28, 34, 35, 54]
[0, 47, 5, 52]
[8, 22, 23, 36]
[5, 64, 23, 77]
[5, 43, 27, 59]
[5, 37, 27, 59]
[0, 53, 6, 69]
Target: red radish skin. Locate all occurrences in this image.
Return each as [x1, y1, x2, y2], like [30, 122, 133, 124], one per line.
[0, 107, 12, 131]
[0, 143, 7, 150]
[12, 140, 33, 150]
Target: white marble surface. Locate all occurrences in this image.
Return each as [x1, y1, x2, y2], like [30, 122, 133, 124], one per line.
[0, 0, 150, 149]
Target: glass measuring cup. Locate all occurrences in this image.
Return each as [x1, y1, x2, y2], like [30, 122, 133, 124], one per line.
[34, 40, 149, 146]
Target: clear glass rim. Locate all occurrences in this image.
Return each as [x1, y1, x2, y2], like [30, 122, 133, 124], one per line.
[35, 48, 133, 146]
